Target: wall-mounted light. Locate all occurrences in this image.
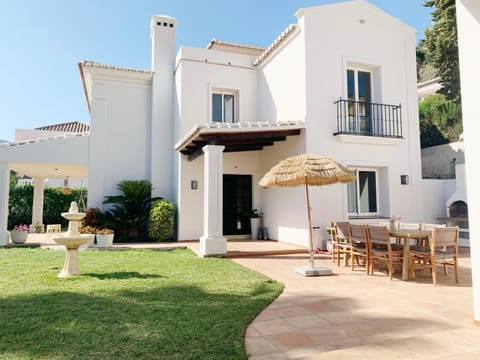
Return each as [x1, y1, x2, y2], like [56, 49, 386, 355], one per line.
[191, 180, 198, 190]
[400, 175, 409, 185]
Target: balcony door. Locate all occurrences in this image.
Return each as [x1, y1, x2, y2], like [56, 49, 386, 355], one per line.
[348, 169, 378, 216]
[347, 69, 372, 134]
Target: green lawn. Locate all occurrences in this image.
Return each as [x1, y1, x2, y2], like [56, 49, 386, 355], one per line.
[0, 247, 283, 359]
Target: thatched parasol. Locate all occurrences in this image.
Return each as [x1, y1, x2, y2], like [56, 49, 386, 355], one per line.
[259, 154, 355, 271]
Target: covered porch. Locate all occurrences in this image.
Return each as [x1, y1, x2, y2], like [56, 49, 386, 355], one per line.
[0, 134, 89, 245]
[175, 121, 305, 257]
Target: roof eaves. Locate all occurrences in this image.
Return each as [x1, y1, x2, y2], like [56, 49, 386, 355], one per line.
[80, 60, 153, 75]
[174, 120, 306, 152]
[207, 39, 265, 52]
[253, 24, 298, 67]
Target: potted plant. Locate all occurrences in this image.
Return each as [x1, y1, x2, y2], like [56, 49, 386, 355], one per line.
[10, 224, 29, 244]
[248, 209, 263, 240]
[96, 228, 114, 248]
[79, 225, 96, 248]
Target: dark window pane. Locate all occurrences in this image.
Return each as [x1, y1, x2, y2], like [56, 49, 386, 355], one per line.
[358, 171, 377, 213]
[347, 69, 355, 100]
[358, 71, 371, 103]
[212, 93, 222, 122]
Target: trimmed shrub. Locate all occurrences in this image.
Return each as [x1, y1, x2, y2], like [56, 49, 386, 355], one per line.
[149, 200, 175, 241]
[8, 186, 86, 230]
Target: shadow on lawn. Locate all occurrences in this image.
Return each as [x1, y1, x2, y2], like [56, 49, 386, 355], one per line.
[0, 284, 279, 360]
[83, 271, 163, 280]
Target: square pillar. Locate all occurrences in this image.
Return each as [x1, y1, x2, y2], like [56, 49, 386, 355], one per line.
[199, 145, 226, 257]
[32, 177, 45, 229]
[0, 162, 10, 246]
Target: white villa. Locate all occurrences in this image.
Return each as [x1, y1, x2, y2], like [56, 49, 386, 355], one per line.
[1, 0, 479, 325]
[0, 0, 453, 255]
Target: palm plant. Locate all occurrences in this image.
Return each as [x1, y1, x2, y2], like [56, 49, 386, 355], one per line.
[103, 180, 162, 241]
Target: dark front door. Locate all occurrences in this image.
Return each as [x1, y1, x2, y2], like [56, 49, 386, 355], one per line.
[223, 175, 252, 235]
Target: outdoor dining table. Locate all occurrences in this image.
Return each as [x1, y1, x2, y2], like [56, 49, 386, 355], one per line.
[388, 229, 431, 280]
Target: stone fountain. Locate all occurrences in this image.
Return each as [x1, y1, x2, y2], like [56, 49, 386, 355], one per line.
[52, 201, 95, 277]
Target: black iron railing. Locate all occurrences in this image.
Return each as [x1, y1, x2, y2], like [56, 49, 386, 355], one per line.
[334, 99, 403, 138]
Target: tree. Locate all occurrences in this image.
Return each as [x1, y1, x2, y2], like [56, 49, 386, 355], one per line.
[103, 180, 162, 242]
[422, 0, 460, 101]
[419, 94, 462, 147]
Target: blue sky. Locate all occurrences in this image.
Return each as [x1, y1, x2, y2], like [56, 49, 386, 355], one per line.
[0, 0, 432, 141]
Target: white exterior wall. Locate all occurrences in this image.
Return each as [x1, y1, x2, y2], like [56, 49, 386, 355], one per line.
[86, 72, 152, 210]
[457, 0, 480, 324]
[175, 47, 258, 135]
[175, 46, 259, 240]
[255, 19, 308, 246]
[303, 2, 422, 224]
[421, 179, 456, 222]
[255, 1, 422, 245]
[177, 150, 263, 241]
[257, 23, 306, 122]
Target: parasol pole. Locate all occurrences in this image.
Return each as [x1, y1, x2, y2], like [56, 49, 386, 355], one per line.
[305, 179, 315, 267]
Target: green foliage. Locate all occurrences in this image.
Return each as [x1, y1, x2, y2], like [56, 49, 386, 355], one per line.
[422, 0, 459, 101]
[0, 248, 283, 359]
[8, 185, 33, 229]
[9, 171, 17, 190]
[148, 200, 175, 241]
[419, 94, 462, 147]
[8, 186, 86, 230]
[103, 180, 162, 242]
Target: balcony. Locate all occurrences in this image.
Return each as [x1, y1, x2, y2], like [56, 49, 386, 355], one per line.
[334, 99, 403, 139]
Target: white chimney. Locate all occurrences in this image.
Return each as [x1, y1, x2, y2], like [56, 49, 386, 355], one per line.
[150, 15, 177, 71]
[149, 15, 177, 200]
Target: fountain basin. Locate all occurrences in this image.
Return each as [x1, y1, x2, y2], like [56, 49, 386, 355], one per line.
[61, 212, 86, 221]
[53, 234, 94, 277]
[53, 235, 93, 249]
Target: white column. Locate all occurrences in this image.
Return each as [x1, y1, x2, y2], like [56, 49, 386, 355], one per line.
[31, 177, 45, 228]
[0, 162, 10, 246]
[199, 145, 226, 257]
[457, 0, 480, 325]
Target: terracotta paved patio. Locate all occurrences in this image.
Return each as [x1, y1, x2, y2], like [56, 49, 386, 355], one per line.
[233, 248, 479, 359]
[21, 234, 480, 359]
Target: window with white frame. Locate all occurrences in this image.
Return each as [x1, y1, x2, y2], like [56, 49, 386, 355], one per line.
[347, 169, 378, 216]
[212, 90, 236, 123]
[347, 68, 373, 134]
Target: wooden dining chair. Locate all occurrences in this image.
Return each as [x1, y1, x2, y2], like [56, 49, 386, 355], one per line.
[399, 222, 422, 246]
[409, 226, 459, 285]
[348, 223, 369, 273]
[366, 224, 403, 280]
[330, 222, 351, 266]
[419, 223, 446, 248]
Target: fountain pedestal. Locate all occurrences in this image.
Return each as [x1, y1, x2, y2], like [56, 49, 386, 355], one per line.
[52, 201, 94, 277]
[54, 236, 94, 277]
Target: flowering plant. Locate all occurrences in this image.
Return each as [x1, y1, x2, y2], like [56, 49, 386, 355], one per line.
[13, 224, 29, 231]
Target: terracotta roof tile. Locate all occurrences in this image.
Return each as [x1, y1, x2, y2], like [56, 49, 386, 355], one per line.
[35, 121, 90, 133]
